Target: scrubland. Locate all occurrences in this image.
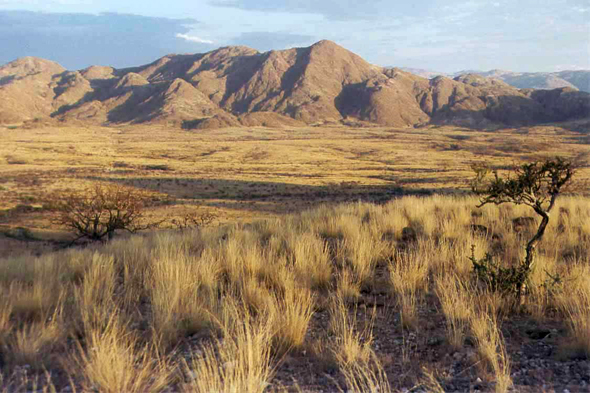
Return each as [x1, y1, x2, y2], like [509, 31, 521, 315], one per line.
[1, 123, 589, 253]
[1, 123, 589, 391]
[1, 195, 589, 392]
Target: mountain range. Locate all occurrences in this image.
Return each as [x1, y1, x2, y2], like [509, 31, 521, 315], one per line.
[1, 40, 589, 129]
[400, 68, 590, 93]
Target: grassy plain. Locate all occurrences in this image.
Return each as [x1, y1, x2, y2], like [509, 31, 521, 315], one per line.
[1, 122, 588, 252]
[0, 122, 589, 392]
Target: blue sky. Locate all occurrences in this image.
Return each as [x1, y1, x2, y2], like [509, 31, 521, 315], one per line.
[0, 0, 588, 72]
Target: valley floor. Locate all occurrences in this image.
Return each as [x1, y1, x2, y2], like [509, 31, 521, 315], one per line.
[1, 122, 588, 255]
[0, 123, 589, 392]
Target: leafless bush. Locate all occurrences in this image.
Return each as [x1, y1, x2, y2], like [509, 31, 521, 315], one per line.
[53, 184, 160, 244]
[169, 209, 216, 230]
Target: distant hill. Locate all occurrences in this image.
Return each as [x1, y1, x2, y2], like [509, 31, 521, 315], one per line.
[400, 67, 590, 93]
[398, 68, 447, 80]
[1, 41, 589, 129]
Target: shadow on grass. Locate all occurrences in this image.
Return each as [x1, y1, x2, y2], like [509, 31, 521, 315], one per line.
[77, 176, 466, 214]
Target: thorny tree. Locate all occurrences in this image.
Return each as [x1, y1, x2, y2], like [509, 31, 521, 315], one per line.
[472, 157, 575, 298]
[55, 184, 159, 244]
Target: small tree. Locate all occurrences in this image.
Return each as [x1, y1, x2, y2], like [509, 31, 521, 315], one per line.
[472, 158, 575, 298]
[55, 184, 159, 244]
[169, 209, 216, 231]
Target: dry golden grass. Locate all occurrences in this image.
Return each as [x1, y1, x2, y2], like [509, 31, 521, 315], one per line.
[0, 371, 57, 393]
[288, 231, 333, 290]
[468, 310, 512, 393]
[1, 120, 589, 391]
[1, 124, 589, 254]
[0, 192, 589, 391]
[6, 320, 62, 370]
[73, 315, 174, 393]
[183, 301, 276, 393]
[388, 251, 429, 328]
[336, 351, 392, 393]
[556, 263, 590, 358]
[0, 295, 11, 344]
[268, 272, 316, 354]
[329, 295, 376, 367]
[435, 274, 472, 349]
[73, 253, 119, 334]
[147, 242, 219, 346]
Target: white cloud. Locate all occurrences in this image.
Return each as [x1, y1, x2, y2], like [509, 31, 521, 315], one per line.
[175, 33, 214, 44]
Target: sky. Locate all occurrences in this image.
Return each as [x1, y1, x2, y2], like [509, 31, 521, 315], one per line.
[0, 0, 589, 72]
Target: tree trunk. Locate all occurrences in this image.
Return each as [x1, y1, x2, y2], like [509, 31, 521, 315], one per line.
[520, 210, 550, 303]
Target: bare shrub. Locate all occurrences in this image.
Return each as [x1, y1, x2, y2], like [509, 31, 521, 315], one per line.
[53, 184, 159, 244]
[169, 209, 216, 230]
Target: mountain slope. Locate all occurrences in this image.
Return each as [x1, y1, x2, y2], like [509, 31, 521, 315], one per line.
[400, 67, 590, 93]
[475, 70, 588, 92]
[1, 42, 589, 128]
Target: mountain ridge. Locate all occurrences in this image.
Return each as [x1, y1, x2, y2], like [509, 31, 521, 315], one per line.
[400, 67, 590, 93]
[1, 41, 589, 129]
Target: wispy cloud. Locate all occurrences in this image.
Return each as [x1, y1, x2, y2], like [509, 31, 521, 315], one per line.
[211, 0, 432, 21]
[176, 33, 214, 44]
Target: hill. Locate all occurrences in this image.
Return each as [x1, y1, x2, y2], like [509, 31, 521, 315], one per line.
[400, 67, 590, 93]
[472, 69, 590, 92]
[1, 41, 589, 128]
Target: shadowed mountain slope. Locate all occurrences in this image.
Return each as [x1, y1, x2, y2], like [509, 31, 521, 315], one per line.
[1, 41, 589, 128]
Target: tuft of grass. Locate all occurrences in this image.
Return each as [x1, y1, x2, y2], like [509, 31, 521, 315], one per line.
[468, 311, 512, 393]
[329, 295, 375, 367]
[418, 368, 446, 393]
[0, 293, 13, 344]
[288, 232, 333, 290]
[183, 300, 276, 393]
[0, 370, 57, 393]
[556, 269, 590, 358]
[336, 268, 362, 303]
[336, 351, 392, 393]
[6, 315, 63, 369]
[147, 243, 219, 347]
[435, 274, 472, 349]
[73, 253, 119, 334]
[343, 233, 382, 289]
[388, 251, 429, 329]
[269, 272, 315, 354]
[72, 315, 174, 393]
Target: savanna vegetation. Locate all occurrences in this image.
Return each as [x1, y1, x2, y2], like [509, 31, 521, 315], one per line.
[1, 123, 589, 392]
[0, 193, 589, 392]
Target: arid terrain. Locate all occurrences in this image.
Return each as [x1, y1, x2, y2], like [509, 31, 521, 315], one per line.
[0, 120, 589, 392]
[1, 122, 589, 255]
[1, 36, 590, 393]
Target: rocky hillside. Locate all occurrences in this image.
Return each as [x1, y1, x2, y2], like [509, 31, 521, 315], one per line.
[470, 70, 590, 93]
[401, 67, 590, 93]
[1, 40, 589, 128]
